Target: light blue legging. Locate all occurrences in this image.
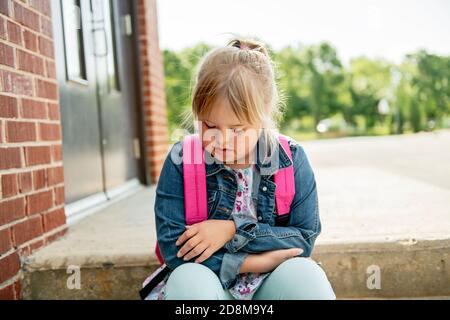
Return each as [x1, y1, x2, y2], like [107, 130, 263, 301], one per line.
[165, 257, 336, 300]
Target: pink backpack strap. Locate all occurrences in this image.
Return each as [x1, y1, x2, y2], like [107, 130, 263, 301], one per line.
[182, 134, 208, 225]
[154, 134, 208, 266]
[155, 244, 164, 265]
[274, 135, 296, 216]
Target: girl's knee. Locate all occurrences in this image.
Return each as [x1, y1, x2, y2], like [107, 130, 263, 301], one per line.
[259, 257, 336, 300]
[165, 263, 227, 300]
[280, 257, 323, 273]
[169, 262, 216, 281]
[280, 257, 332, 282]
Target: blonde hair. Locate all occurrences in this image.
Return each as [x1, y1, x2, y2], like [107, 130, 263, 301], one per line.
[184, 37, 286, 164]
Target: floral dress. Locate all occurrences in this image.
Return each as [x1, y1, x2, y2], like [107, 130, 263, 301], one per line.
[143, 164, 269, 300]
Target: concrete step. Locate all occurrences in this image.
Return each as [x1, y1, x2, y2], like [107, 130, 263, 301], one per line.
[21, 187, 450, 299]
[23, 240, 450, 300]
[313, 239, 450, 299]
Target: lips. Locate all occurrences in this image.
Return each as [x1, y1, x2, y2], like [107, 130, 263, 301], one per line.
[215, 148, 232, 153]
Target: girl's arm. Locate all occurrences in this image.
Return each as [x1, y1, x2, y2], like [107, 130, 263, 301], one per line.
[225, 143, 321, 257]
[239, 248, 303, 273]
[155, 142, 247, 289]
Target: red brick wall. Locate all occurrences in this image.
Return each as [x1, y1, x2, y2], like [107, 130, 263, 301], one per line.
[0, 0, 169, 300]
[136, 0, 169, 184]
[0, 0, 67, 300]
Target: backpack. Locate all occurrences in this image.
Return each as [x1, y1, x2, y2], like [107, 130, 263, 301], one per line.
[139, 134, 295, 299]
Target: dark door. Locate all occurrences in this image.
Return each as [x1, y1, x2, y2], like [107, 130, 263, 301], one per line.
[91, 0, 141, 196]
[53, 0, 142, 205]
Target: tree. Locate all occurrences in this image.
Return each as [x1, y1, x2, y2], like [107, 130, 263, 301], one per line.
[275, 42, 346, 129]
[305, 42, 346, 128]
[407, 50, 450, 128]
[274, 45, 310, 129]
[348, 57, 392, 130]
[163, 43, 214, 133]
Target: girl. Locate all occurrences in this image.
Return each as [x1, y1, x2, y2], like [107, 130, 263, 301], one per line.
[143, 38, 336, 300]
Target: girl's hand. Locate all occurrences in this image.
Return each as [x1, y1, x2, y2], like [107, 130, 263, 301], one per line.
[175, 220, 236, 263]
[239, 248, 303, 273]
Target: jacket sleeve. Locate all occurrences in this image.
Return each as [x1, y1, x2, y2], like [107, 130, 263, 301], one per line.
[224, 143, 321, 257]
[155, 142, 248, 289]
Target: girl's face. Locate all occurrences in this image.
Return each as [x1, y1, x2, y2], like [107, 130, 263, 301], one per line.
[199, 97, 261, 166]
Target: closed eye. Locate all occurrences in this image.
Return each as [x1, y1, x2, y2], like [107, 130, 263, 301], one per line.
[205, 123, 215, 129]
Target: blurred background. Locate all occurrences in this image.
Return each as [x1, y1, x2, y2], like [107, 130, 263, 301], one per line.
[158, 0, 450, 140]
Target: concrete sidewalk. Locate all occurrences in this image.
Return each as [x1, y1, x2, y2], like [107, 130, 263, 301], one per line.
[22, 131, 450, 299]
[304, 130, 450, 244]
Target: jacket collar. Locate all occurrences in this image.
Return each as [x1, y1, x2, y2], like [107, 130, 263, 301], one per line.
[205, 134, 292, 178]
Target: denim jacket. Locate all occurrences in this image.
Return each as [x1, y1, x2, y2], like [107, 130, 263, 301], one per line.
[154, 134, 321, 289]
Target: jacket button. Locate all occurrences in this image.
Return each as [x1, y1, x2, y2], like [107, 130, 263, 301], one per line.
[257, 216, 262, 221]
[262, 186, 267, 192]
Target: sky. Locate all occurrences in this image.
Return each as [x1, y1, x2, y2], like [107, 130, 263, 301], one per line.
[156, 0, 450, 65]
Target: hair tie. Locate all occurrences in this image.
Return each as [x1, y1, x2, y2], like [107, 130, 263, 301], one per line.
[240, 43, 249, 50]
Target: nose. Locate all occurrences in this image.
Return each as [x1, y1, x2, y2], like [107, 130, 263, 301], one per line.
[214, 128, 233, 149]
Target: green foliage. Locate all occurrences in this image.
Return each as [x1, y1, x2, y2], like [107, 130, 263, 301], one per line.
[162, 41, 450, 139]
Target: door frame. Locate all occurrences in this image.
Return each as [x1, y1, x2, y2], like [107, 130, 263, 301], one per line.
[130, 0, 151, 186]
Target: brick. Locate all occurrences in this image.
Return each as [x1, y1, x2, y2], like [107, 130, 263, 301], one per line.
[51, 144, 62, 162]
[0, 42, 14, 67]
[1, 173, 18, 198]
[6, 121, 37, 143]
[0, 228, 12, 255]
[0, 16, 6, 40]
[47, 166, 64, 185]
[0, 1, 10, 17]
[54, 186, 65, 205]
[39, 123, 61, 141]
[11, 215, 43, 246]
[45, 227, 67, 244]
[13, 279, 21, 299]
[29, 238, 44, 254]
[38, 36, 54, 58]
[0, 95, 18, 118]
[18, 171, 32, 193]
[0, 252, 20, 284]
[23, 29, 38, 51]
[0, 197, 26, 225]
[42, 207, 66, 232]
[18, 238, 44, 258]
[17, 49, 45, 75]
[45, 59, 55, 78]
[36, 79, 57, 100]
[40, 16, 52, 37]
[0, 147, 22, 170]
[21, 99, 47, 119]
[6, 20, 21, 45]
[0, 282, 15, 300]
[30, 0, 52, 17]
[47, 103, 60, 120]
[13, 1, 40, 32]
[24, 146, 51, 166]
[33, 169, 47, 190]
[1, 70, 33, 96]
[26, 190, 52, 215]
